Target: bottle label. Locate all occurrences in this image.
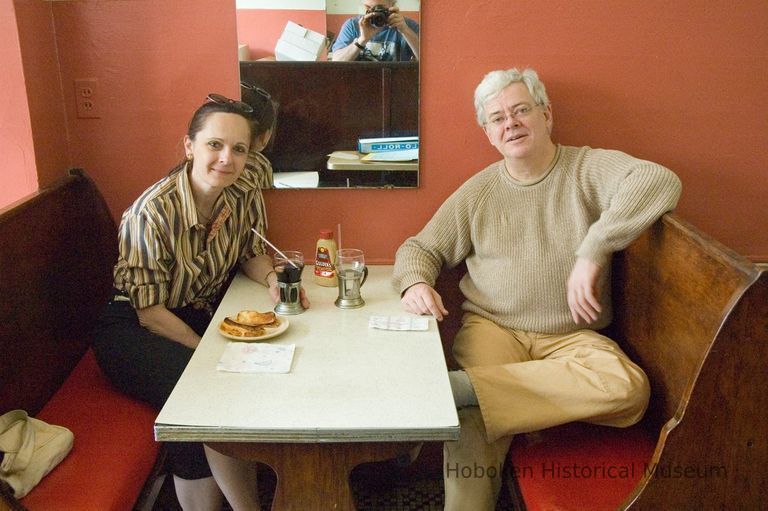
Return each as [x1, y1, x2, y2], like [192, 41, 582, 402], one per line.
[314, 246, 335, 278]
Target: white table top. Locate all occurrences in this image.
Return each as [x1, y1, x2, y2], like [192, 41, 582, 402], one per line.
[154, 265, 459, 443]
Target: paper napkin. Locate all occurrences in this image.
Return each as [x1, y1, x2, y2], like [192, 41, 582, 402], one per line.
[217, 343, 295, 373]
[368, 316, 429, 331]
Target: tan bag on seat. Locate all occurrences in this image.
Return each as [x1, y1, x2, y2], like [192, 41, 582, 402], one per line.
[0, 410, 74, 498]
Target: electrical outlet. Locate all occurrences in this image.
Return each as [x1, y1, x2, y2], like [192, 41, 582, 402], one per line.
[74, 78, 101, 118]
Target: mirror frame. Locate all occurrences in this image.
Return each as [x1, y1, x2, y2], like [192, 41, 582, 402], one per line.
[235, 1, 420, 189]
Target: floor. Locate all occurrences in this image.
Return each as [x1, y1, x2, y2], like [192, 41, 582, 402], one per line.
[152, 459, 516, 510]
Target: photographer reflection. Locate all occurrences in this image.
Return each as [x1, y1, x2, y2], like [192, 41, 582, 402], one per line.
[331, 0, 419, 62]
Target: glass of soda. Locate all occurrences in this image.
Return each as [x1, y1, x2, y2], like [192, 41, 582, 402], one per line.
[273, 250, 305, 283]
[273, 251, 305, 314]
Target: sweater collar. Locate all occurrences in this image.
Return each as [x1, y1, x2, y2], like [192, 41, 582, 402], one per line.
[500, 144, 562, 187]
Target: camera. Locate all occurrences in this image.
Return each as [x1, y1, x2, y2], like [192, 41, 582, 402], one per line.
[368, 4, 390, 28]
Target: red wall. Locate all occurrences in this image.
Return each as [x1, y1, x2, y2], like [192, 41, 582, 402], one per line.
[14, 0, 70, 190]
[50, 0, 241, 217]
[268, 1, 768, 262]
[7, 0, 768, 262]
[0, 0, 38, 207]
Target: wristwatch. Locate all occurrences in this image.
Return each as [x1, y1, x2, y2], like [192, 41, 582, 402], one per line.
[354, 39, 366, 51]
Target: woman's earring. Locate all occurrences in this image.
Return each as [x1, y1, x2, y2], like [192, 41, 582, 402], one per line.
[186, 154, 193, 162]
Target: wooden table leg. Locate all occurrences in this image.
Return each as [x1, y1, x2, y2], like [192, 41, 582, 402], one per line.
[208, 441, 417, 511]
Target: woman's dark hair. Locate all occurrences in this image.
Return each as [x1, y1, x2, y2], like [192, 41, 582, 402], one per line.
[187, 100, 258, 144]
[169, 97, 258, 176]
[240, 82, 279, 151]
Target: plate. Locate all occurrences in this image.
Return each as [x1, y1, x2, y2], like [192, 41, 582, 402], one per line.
[218, 317, 289, 342]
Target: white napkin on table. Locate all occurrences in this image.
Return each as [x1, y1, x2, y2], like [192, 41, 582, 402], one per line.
[368, 316, 429, 331]
[217, 343, 296, 373]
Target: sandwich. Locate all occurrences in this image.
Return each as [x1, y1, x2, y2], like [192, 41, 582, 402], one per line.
[219, 310, 280, 338]
[235, 310, 278, 327]
[219, 317, 266, 338]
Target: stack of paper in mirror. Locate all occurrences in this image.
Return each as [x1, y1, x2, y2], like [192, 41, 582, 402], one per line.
[358, 136, 419, 162]
[275, 21, 327, 61]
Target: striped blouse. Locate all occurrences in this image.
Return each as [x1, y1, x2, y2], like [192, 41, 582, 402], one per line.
[113, 153, 272, 310]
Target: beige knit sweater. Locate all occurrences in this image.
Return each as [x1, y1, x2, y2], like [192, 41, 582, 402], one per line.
[392, 145, 682, 334]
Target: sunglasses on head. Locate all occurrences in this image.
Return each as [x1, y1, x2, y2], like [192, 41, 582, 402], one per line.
[205, 93, 254, 113]
[240, 82, 273, 101]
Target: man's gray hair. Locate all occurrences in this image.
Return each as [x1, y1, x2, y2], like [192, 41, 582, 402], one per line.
[474, 68, 550, 126]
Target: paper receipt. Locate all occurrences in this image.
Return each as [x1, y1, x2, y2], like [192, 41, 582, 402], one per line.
[368, 316, 429, 331]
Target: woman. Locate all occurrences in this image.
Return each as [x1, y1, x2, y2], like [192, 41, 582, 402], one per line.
[93, 91, 306, 510]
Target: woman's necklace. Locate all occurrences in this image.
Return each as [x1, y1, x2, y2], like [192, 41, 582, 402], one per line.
[196, 206, 213, 224]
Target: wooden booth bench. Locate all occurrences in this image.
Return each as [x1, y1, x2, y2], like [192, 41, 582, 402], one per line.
[0, 170, 164, 511]
[431, 213, 767, 510]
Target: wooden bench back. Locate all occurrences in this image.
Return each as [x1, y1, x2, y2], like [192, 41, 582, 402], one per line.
[610, 214, 767, 507]
[0, 170, 117, 415]
[609, 214, 761, 429]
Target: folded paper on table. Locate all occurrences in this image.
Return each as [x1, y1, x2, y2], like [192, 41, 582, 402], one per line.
[368, 316, 430, 331]
[217, 343, 296, 373]
[328, 151, 360, 160]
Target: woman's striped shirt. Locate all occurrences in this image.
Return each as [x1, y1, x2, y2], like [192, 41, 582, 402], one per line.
[113, 155, 271, 310]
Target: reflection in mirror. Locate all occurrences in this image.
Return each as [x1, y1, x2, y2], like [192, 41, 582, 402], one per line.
[235, 0, 420, 189]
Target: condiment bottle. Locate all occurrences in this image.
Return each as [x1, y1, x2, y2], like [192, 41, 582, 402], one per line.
[313, 229, 338, 286]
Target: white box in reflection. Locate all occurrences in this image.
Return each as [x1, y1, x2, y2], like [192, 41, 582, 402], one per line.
[273, 171, 320, 188]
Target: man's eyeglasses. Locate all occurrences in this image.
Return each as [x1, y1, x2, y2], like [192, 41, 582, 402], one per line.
[485, 103, 540, 127]
[206, 93, 253, 113]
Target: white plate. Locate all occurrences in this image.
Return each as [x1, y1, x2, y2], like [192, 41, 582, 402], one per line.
[218, 318, 289, 342]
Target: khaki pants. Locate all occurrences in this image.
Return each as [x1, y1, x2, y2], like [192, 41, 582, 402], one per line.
[444, 313, 650, 511]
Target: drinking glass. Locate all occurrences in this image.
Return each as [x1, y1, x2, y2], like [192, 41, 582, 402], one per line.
[335, 249, 368, 309]
[273, 251, 304, 283]
[273, 251, 305, 314]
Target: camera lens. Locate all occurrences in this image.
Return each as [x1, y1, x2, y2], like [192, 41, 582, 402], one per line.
[369, 5, 389, 28]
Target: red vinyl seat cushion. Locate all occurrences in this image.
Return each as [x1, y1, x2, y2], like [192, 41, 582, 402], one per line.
[21, 349, 161, 511]
[508, 422, 656, 511]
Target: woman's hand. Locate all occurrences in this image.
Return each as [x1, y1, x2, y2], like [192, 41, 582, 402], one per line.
[298, 286, 310, 309]
[244, 254, 311, 309]
[136, 303, 201, 349]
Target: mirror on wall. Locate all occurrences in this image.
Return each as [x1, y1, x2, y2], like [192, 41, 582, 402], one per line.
[235, 0, 421, 189]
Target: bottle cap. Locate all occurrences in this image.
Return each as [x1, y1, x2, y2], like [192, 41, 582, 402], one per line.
[319, 229, 334, 239]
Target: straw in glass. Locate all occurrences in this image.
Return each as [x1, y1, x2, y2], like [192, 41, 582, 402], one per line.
[251, 228, 299, 268]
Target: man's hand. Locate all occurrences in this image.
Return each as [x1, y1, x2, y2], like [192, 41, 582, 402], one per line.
[358, 11, 383, 41]
[567, 257, 603, 324]
[401, 282, 449, 321]
[386, 6, 407, 31]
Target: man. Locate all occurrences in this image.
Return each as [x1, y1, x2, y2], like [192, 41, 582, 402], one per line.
[330, 0, 419, 62]
[392, 68, 682, 510]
